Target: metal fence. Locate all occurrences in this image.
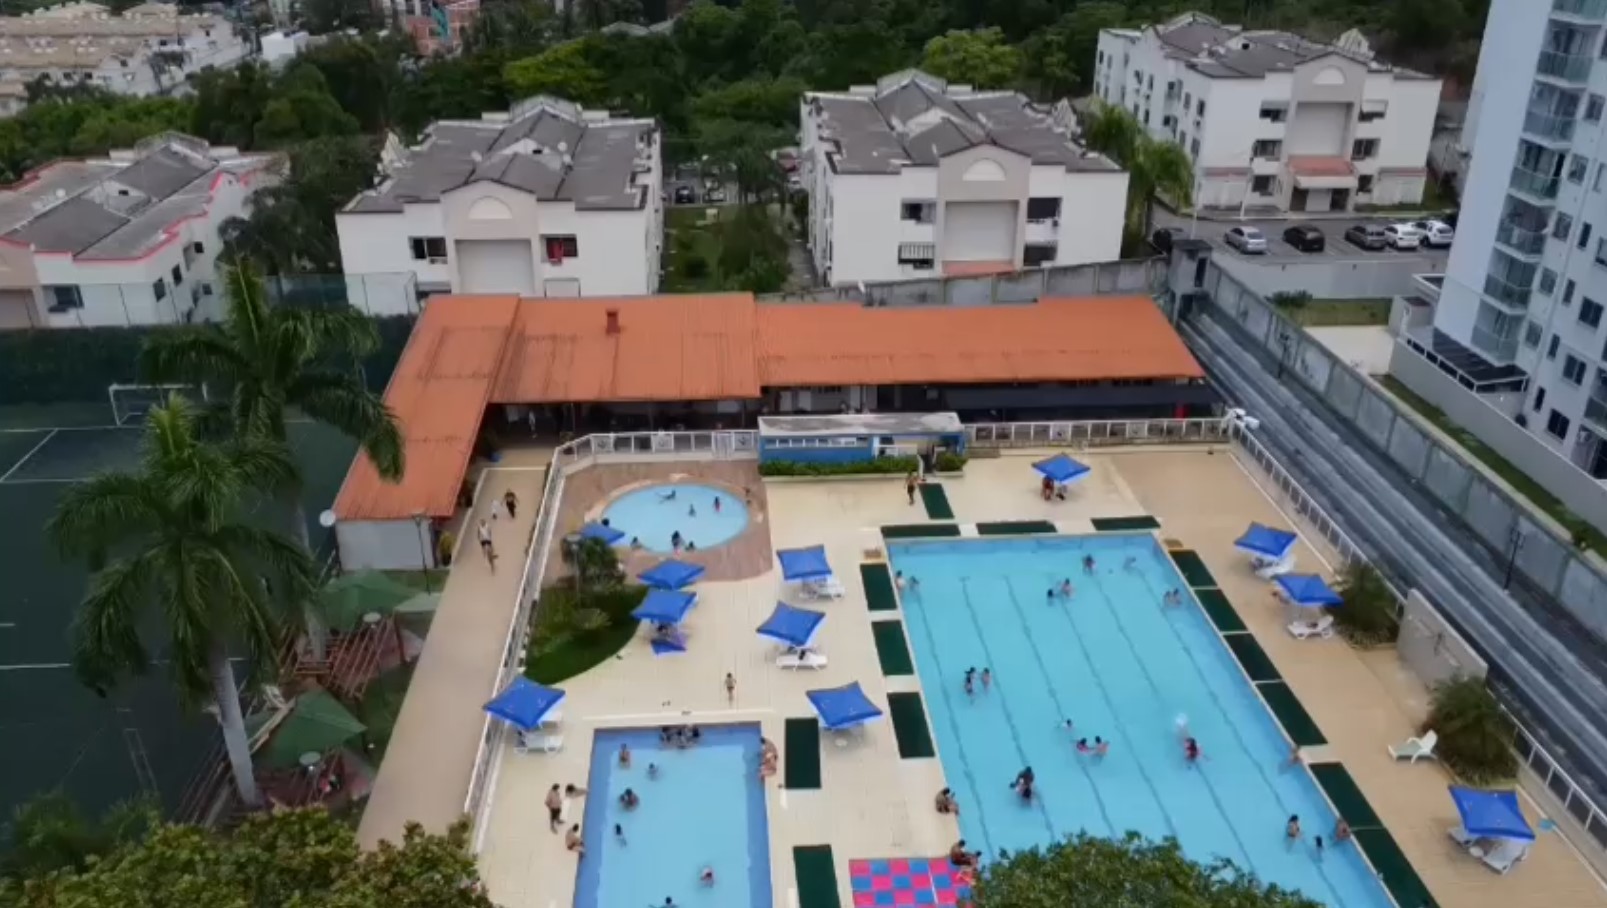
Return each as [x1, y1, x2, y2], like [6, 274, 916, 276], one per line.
[1196, 261, 1607, 644]
[758, 257, 1166, 306]
[965, 418, 1229, 448]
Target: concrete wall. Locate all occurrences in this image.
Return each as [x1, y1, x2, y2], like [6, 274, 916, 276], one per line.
[761, 257, 1163, 306]
[337, 518, 437, 572]
[1215, 251, 1443, 300]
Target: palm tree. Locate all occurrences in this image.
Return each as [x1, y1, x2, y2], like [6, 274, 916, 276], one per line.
[47, 400, 317, 807]
[1079, 102, 1194, 238]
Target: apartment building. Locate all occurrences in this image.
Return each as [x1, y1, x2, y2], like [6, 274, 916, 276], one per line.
[1420, 0, 1607, 476]
[0, 134, 278, 329]
[799, 69, 1127, 287]
[0, 2, 248, 108]
[1094, 12, 1441, 213]
[336, 96, 662, 310]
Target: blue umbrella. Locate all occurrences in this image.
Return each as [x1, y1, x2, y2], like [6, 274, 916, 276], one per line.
[1275, 573, 1343, 608]
[631, 588, 697, 625]
[579, 522, 624, 545]
[483, 677, 565, 731]
[757, 602, 826, 648]
[1234, 523, 1296, 561]
[1032, 453, 1090, 484]
[638, 559, 705, 590]
[1449, 786, 1535, 842]
[777, 545, 833, 582]
[806, 682, 884, 731]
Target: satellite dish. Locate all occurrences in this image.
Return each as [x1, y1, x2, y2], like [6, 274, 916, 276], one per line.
[318, 509, 337, 528]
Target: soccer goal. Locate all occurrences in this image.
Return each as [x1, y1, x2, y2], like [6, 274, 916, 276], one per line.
[107, 383, 209, 427]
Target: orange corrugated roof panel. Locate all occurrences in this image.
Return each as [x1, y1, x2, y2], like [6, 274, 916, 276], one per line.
[332, 295, 521, 521]
[490, 294, 761, 403]
[756, 296, 1204, 387]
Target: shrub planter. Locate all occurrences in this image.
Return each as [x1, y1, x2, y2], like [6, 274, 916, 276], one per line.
[761, 473, 908, 484]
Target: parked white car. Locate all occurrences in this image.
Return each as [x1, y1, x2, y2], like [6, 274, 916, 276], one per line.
[1410, 219, 1455, 248]
[1224, 226, 1268, 254]
[1384, 223, 1424, 251]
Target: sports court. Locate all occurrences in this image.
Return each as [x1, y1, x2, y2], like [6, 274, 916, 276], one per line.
[0, 397, 357, 819]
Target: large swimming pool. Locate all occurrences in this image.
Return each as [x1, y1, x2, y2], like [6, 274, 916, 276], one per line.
[601, 484, 750, 554]
[576, 725, 772, 908]
[887, 535, 1392, 908]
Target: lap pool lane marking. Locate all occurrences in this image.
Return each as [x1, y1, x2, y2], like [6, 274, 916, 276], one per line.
[902, 578, 1005, 860]
[1127, 563, 1349, 906]
[955, 578, 1062, 847]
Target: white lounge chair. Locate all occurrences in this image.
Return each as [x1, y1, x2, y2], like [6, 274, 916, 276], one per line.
[1388, 730, 1437, 763]
[1481, 837, 1529, 875]
[801, 577, 845, 600]
[1255, 553, 1296, 579]
[1286, 615, 1335, 639]
[777, 650, 828, 670]
[1448, 825, 1477, 849]
[515, 730, 564, 754]
[540, 708, 563, 726]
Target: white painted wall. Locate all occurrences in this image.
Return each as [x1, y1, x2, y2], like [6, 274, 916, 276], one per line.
[337, 519, 437, 572]
[1054, 171, 1127, 265]
[337, 202, 451, 297]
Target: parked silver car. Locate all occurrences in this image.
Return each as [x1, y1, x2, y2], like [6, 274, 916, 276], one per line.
[1224, 225, 1268, 254]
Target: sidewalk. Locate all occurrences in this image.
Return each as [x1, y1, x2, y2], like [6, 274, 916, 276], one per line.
[357, 462, 547, 848]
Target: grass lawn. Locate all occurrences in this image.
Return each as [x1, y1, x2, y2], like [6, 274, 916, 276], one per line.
[523, 584, 647, 683]
[1356, 180, 1454, 214]
[1379, 376, 1604, 554]
[1280, 298, 1392, 327]
[664, 205, 734, 293]
[525, 621, 637, 684]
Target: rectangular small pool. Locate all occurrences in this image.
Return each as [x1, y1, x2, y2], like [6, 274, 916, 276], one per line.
[888, 535, 1393, 908]
[577, 724, 772, 908]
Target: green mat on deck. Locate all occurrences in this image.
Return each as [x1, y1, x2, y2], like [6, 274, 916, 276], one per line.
[1355, 828, 1440, 908]
[860, 563, 898, 612]
[871, 620, 915, 675]
[1256, 681, 1328, 746]
[1169, 549, 1218, 588]
[880, 524, 962, 539]
[976, 520, 1057, 535]
[1193, 588, 1247, 633]
[887, 692, 936, 758]
[1309, 763, 1383, 828]
[919, 483, 955, 519]
[1224, 633, 1282, 683]
[1091, 515, 1161, 531]
[785, 717, 821, 789]
[793, 845, 844, 908]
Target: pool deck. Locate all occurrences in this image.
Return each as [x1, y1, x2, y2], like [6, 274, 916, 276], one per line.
[465, 448, 1607, 908]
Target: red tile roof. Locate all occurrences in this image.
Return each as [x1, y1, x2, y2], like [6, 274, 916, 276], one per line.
[1287, 155, 1356, 177]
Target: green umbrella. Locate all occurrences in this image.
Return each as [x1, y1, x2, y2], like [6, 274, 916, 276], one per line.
[247, 687, 367, 770]
[318, 571, 425, 632]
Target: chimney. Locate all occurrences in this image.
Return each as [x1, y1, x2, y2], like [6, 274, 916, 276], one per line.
[605, 308, 621, 334]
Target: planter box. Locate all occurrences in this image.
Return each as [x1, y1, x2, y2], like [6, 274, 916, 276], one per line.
[761, 473, 908, 484]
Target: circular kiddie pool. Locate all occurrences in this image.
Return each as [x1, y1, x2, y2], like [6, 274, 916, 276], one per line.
[600, 483, 750, 554]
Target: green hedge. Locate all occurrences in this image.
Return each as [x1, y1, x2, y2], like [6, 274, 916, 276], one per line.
[935, 451, 968, 472]
[759, 455, 920, 477]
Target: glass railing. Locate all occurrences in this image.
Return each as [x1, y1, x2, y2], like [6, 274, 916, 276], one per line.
[1511, 165, 1562, 199]
[1471, 324, 1522, 362]
[1586, 393, 1607, 431]
[1496, 220, 1549, 256]
[1538, 49, 1594, 83]
[1525, 108, 1579, 142]
[1484, 271, 1534, 307]
[1555, 0, 1607, 20]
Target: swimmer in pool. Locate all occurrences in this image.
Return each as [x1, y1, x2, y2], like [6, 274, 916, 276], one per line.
[714, 497, 722, 513]
[689, 504, 697, 517]
[659, 489, 677, 502]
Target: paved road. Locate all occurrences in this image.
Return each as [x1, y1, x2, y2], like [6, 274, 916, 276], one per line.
[1155, 209, 1452, 266]
[1180, 306, 1607, 807]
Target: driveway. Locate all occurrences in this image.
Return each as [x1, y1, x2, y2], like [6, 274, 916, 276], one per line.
[1154, 210, 1451, 266]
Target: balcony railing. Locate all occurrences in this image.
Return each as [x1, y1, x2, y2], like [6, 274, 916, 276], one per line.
[1484, 271, 1534, 308]
[1555, 0, 1607, 20]
[1525, 108, 1579, 142]
[1538, 49, 1594, 83]
[1511, 165, 1562, 200]
[1471, 324, 1522, 362]
[1496, 220, 1549, 256]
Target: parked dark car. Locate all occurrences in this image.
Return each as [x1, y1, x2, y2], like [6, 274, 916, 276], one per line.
[1344, 223, 1388, 251]
[1282, 225, 1325, 253]
[673, 185, 696, 204]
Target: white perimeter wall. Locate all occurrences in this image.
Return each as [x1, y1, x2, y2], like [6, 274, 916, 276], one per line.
[338, 519, 437, 572]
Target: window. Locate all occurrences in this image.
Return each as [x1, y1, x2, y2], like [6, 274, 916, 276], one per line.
[1548, 334, 1561, 359]
[901, 201, 935, 223]
[409, 236, 447, 262]
[191, 241, 203, 254]
[45, 284, 82, 311]
[1554, 212, 1574, 241]
[1534, 385, 1547, 412]
[1358, 104, 1387, 123]
[1251, 139, 1282, 158]
[542, 235, 579, 261]
[1251, 175, 1274, 194]
[1565, 278, 1577, 304]
[897, 242, 935, 270]
[1026, 197, 1062, 222]
[1097, 51, 1104, 65]
[1358, 174, 1375, 193]
[1581, 222, 1594, 250]
[1569, 155, 1589, 184]
[1597, 163, 1606, 192]
[1589, 93, 1605, 122]
[1565, 354, 1588, 384]
[1540, 267, 1559, 295]
[1525, 320, 1544, 347]
[152, 278, 167, 301]
[1195, 100, 1205, 117]
[1190, 137, 1200, 158]
[170, 264, 183, 286]
[1351, 139, 1379, 160]
[1584, 297, 1605, 328]
[1023, 243, 1057, 266]
[1598, 236, 1607, 266]
[1258, 104, 1287, 123]
[1547, 409, 1572, 440]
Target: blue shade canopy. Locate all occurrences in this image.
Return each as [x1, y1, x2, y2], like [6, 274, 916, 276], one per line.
[1234, 523, 1297, 560]
[483, 677, 565, 731]
[632, 588, 697, 625]
[806, 682, 884, 731]
[1032, 453, 1090, 484]
[579, 522, 624, 544]
[638, 559, 705, 590]
[1450, 786, 1535, 842]
[777, 545, 833, 581]
[757, 602, 826, 647]
[1275, 573, 1343, 608]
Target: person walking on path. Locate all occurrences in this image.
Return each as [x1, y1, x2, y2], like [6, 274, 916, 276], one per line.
[504, 488, 520, 520]
[724, 672, 736, 704]
[906, 471, 918, 505]
[545, 784, 563, 832]
[477, 519, 496, 570]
